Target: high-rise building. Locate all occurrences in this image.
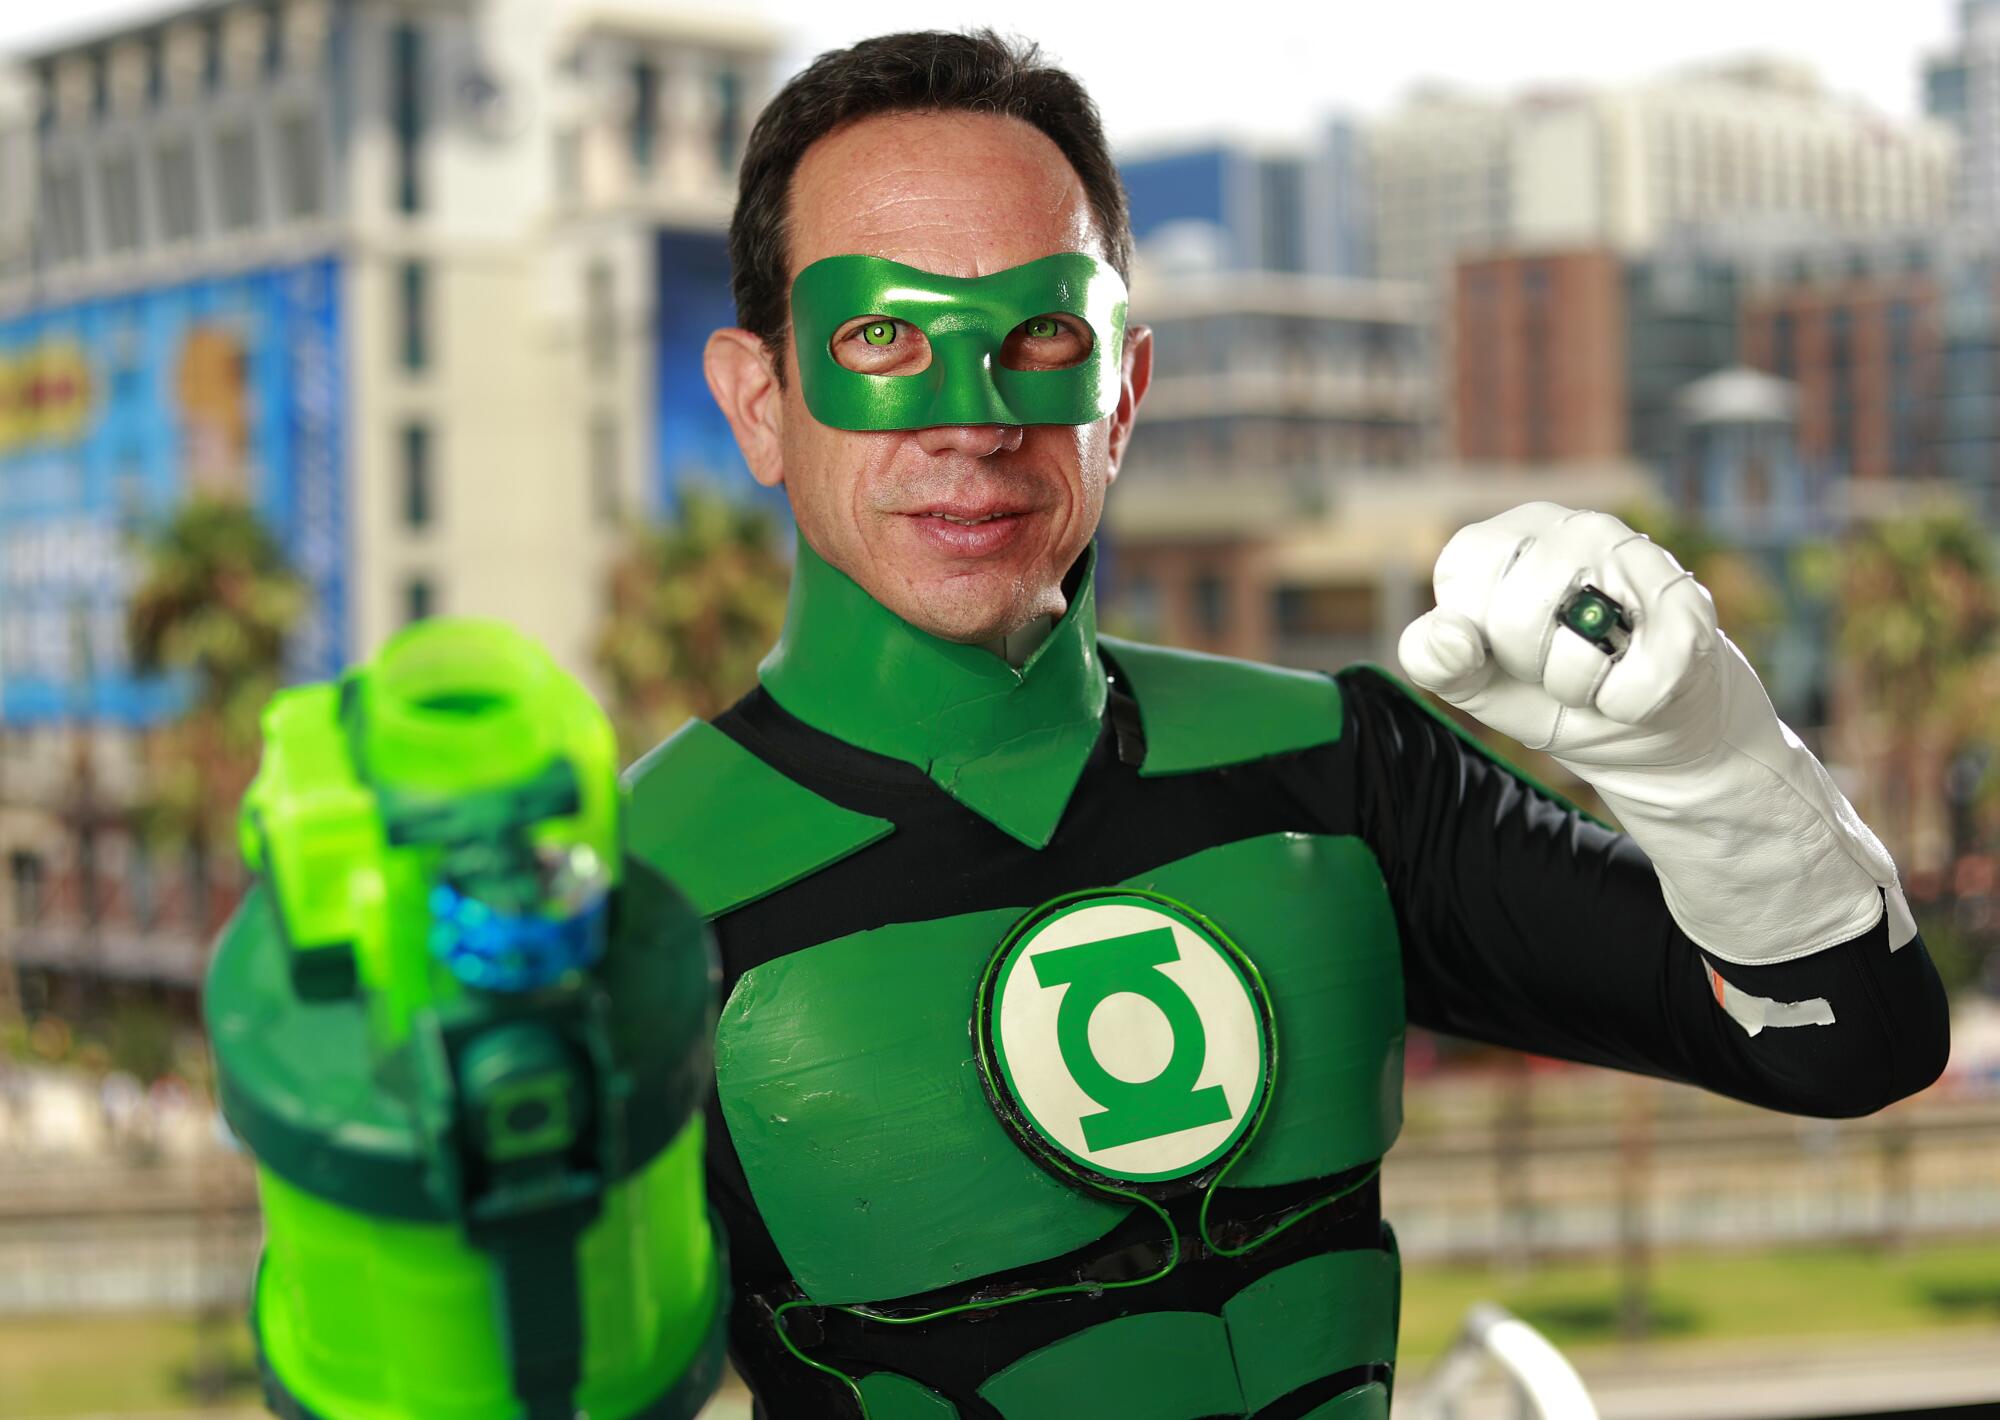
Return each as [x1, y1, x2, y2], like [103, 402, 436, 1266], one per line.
[1373, 61, 1955, 282]
[1926, 0, 2000, 224]
[1121, 120, 1374, 280]
[0, 0, 776, 990]
[1452, 248, 1628, 464]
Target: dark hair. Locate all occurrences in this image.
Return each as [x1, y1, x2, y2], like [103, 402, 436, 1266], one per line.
[728, 29, 1133, 376]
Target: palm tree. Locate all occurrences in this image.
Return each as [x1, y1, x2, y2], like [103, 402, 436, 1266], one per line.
[1802, 504, 2000, 879]
[596, 486, 791, 761]
[126, 494, 309, 935]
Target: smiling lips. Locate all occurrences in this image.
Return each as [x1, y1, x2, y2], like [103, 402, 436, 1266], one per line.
[903, 502, 1037, 556]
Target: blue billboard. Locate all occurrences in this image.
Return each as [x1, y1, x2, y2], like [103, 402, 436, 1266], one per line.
[0, 257, 346, 725]
[653, 229, 787, 518]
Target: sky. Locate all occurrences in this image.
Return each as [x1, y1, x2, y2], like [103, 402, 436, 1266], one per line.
[0, 0, 1967, 151]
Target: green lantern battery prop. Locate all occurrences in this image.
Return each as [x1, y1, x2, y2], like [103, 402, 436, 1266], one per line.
[204, 619, 728, 1420]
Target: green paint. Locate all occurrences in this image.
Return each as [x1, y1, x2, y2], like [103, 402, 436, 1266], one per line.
[1299, 1383, 1390, 1420]
[622, 717, 893, 918]
[1100, 636, 1344, 777]
[1035, 927, 1228, 1151]
[977, 1311, 1243, 1420]
[791, 252, 1127, 431]
[251, 1117, 722, 1420]
[1133, 833, 1404, 1187]
[855, 1371, 963, 1420]
[759, 540, 1106, 849]
[1221, 1249, 1399, 1413]
[713, 832, 1403, 1302]
[714, 903, 1131, 1304]
[975, 1250, 1397, 1419]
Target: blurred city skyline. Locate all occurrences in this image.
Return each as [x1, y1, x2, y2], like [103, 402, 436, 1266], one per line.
[0, 0, 1971, 147]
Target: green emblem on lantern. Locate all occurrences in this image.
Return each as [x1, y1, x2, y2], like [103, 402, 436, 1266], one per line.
[975, 889, 1274, 1197]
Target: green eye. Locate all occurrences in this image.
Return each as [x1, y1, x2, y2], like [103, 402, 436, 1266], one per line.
[861, 320, 897, 347]
[1025, 317, 1061, 339]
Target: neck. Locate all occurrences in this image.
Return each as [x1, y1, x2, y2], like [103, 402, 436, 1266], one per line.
[758, 542, 1106, 849]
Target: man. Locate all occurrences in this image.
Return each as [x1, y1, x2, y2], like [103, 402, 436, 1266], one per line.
[624, 29, 1952, 1420]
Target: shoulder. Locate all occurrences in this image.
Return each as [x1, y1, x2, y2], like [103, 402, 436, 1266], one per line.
[621, 717, 893, 919]
[1098, 634, 1348, 776]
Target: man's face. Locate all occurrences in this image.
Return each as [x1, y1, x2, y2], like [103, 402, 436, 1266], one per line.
[715, 110, 1149, 645]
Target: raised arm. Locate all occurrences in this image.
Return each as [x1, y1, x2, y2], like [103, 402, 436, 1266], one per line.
[1329, 660, 1949, 1116]
[1330, 501, 1950, 1115]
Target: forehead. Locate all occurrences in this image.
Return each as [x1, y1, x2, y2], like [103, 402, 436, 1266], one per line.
[787, 111, 1102, 283]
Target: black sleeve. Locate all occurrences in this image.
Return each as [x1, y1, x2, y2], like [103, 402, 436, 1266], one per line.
[1321, 663, 1952, 1118]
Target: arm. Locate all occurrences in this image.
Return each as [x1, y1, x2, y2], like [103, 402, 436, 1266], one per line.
[1332, 661, 1950, 1118]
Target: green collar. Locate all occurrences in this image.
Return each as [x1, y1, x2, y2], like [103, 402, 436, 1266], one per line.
[759, 540, 1107, 849]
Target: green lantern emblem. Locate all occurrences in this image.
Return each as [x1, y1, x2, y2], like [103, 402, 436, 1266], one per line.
[975, 889, 1274, 1198]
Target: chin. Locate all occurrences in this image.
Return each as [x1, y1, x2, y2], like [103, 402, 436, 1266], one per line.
[899, 578, 1033, 646]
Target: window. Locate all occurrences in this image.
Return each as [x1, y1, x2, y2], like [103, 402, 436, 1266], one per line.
[264, 1, 285, 76]
[99, 150, 142, 253]
[404, 574, 435, 623]
[590, 414, 620, 524]
[1119, 574, 1160, 636]
[128, 844, 156, 930]
[204, 17, 224, 92]
[1192, 573, 1229, 637]
[553, 128, 582, 203]
[585, 259, 616, 372]
[402, 422, 433, 528]
[399, 260, 428, 371]
[715, 67, 742, 174]
[41, 164, 87, 264]
[91, 49, 109, 121]
[156, 139, 198, 243]
[630, 60, 659, 174]
[146, 35, 165, 107]
[391, 23, 425, 214]
[215, 123, 260, 230]
[277, 112, 323, 219]
[8, 850, 43, 927]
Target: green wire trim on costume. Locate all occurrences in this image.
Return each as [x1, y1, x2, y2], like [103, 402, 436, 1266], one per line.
[771, 884, 1387, 1419]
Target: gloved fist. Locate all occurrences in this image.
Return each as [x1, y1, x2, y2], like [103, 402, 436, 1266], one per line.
[1397, 502, 1728, 772]
[1397, 501, 1912, 964]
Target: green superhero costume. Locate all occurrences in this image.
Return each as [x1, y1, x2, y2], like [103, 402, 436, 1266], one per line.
[206, 251, 1950, 1420]
[623, 534, 1946, 1420]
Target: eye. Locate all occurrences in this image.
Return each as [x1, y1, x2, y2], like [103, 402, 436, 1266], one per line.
[1000, 313, 1094, 372]
[830, 316, 932, 375]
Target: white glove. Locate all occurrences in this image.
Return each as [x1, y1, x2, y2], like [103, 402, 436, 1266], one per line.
[1397, 502, 1916, 966]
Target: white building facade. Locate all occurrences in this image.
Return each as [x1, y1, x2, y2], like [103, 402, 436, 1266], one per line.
[0, 0, 775, 989]
[1372, 60, 1956, 281]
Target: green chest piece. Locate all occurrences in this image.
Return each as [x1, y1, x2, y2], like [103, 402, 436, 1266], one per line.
[790, 252, 1128, 430]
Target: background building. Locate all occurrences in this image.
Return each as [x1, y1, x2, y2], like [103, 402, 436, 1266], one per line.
[1121, 121, 1375, 281]
[1926, 0, 2000, 224]
[1372, 61, 1956, 283]
[0, 0, 777, 992]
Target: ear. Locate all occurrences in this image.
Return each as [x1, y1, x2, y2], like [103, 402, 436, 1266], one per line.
[1104, 322, 1153, 485]
[704, 328, 787, 489]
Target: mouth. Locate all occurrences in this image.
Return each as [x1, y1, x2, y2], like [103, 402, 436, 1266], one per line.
[905, 501, 1036, 525]
[899, 502, 1040, 557]
[917, 510, 1018, 527]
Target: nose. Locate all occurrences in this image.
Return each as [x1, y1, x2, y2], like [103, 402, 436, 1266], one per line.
[913, 423, 1025, 459]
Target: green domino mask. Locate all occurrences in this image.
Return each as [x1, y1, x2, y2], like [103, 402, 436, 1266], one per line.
[790, 251, 1128, 430]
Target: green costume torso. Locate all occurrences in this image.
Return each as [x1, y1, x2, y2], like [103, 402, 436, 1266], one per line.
[627, 544, 1408, 1419]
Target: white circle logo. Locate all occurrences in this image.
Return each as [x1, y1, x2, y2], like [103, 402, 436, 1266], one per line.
[977, 891, 1272, 1192]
